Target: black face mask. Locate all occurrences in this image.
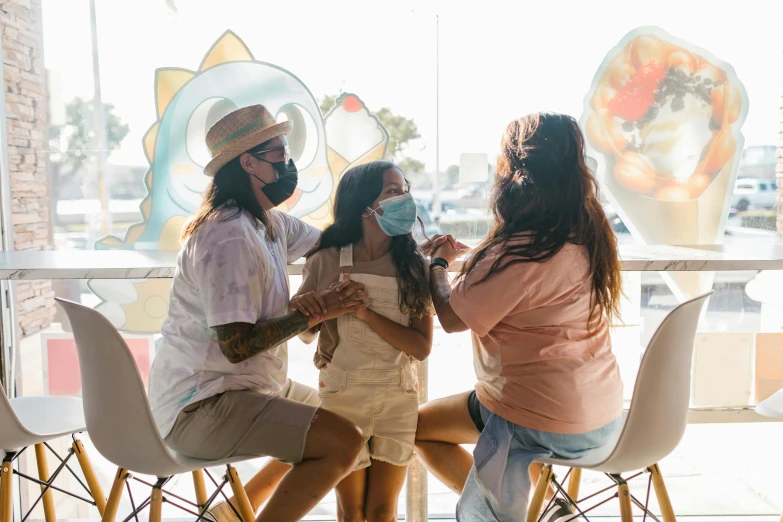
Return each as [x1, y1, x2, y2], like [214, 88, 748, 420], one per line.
[255, 160, 298, 207]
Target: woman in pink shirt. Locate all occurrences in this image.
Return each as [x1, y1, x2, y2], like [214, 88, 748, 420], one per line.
[416, 113, 624, 521]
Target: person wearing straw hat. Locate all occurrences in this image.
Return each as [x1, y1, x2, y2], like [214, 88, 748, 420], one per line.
[147, 104, 367, 522]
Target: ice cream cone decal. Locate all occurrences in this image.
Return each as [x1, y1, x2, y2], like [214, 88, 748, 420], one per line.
[296, 93, 390, 229]
[582, 27, 748, 301]
[324, 93, 389, 171]
[323, 93, 389, 209]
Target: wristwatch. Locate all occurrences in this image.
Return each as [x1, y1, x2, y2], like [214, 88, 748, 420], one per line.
[429, 257, 449, 271]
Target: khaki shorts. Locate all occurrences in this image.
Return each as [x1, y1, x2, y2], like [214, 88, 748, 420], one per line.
[319, 364, 419, 469]
[165, 379, 320, 464]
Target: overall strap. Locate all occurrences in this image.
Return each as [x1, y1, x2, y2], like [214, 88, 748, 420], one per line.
[339, 244, 354, 280]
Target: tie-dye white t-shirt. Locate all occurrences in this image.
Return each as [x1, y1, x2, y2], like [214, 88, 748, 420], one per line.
[148, 207, 319, 437]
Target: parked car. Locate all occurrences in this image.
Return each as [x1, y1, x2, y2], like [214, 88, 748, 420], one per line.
[601, 203, 630, 234]
[603, 202, 739, 236]
[440, 201, 467, 215]
[731, 178, 777, 211]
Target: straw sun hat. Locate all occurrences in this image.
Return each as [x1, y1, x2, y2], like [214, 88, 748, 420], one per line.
[204, 104, 292, 177]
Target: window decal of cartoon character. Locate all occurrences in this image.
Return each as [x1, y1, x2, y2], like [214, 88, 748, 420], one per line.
[582, 27, 748, 301]
[87, 31, 389, 333]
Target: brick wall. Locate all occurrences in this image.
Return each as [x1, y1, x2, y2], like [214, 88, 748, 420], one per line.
[2, 0, 55, 336]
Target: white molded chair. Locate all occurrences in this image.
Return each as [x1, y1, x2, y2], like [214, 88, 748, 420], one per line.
[57, 298, 257, 522]
[0, 385, 107, 522]
[528, 292, 713, 522]
[755, 389, 783, 420]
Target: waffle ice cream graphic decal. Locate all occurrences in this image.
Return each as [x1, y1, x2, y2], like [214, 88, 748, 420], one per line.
[582, 27, 748, 300]
[87, 31, 388, 333]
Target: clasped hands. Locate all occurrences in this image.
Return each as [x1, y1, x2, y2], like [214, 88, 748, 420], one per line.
[291, 234, 470, 325]
[290, 279, 369, 325]
[420, 234, 471, 265]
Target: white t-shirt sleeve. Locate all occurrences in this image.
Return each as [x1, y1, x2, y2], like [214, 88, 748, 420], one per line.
[192, 237, 264, 328]
[277, 211, 320, 262]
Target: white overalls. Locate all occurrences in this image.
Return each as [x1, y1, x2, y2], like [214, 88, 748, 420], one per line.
[318, 245, 420, 469]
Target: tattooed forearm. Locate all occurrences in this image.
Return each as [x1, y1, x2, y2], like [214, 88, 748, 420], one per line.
[214, 311, 310, 364]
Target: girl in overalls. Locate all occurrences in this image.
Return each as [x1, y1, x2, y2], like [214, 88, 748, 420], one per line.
[293, 161, 433, 522]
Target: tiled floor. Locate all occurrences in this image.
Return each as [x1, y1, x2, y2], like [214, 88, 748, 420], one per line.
[47, 516, 778, 522]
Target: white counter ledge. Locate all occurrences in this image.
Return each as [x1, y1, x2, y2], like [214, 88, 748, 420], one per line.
[0, 250, 179, 280]
[0, 243, 781, 280]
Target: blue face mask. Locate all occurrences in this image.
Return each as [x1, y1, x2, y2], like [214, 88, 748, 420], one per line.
[369, 193, 418, 236]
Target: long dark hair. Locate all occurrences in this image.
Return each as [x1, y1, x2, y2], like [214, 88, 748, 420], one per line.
[310, 161, 432, 319]
[459, 113, 622, 326]
[182, 140, 275, 241]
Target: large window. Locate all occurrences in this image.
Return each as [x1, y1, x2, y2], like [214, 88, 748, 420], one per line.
[10, 0, 780, 518]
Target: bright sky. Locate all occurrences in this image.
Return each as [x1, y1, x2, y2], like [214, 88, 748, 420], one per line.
[41, 0, 783, 170]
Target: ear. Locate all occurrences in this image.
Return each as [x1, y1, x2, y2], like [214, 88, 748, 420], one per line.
[239, 152, 255, 175]
[361, 206, 374, 218]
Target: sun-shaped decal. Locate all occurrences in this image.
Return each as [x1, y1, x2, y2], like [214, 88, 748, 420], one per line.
[88, 30, 389, 333]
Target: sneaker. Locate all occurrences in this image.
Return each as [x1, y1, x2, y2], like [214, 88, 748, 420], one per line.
[539, 498, 578, 522]
[207, 501, 242, 522]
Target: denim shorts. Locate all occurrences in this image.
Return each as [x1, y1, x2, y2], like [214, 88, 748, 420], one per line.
[458, 395, 622, 522]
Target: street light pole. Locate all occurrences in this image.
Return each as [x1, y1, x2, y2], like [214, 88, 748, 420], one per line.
[89, 0, 111, 237]
[406, 15, 438, 521]
[432, 14, 441, 219]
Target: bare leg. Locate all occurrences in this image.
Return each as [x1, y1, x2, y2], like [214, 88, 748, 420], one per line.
[255, 409, 363, 522]
[415, 391, 554, 502]
[222, 459, 292, 513]
[334, 469, 368, 522]
[414, 391, 480, 494]
[364, 460, 408, 522]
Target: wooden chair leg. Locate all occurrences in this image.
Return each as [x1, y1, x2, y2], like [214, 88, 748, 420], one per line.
[34, 443, 57, 522]
[192, 470, 208, 508]
[227, 465, 255, 522]
[617, 482, 633, 522]
[72, 439, 107, 515]
[650, 463, 677, 522]
[527, 464, 554, 522]
[567, 468, 582, 502]
[149, 481, 164, 522]
[1, 457, 14, 522]
[101, 468, 128, 522]
[530, 462, 555, 503]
